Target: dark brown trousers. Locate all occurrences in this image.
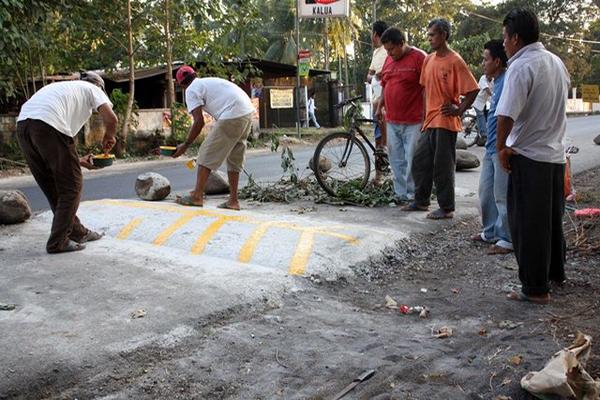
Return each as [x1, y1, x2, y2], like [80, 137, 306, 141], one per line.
[17, 119, 89, 253]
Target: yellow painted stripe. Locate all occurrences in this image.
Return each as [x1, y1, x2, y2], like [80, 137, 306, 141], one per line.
[238, 222, 275, 263]
[153, 214, 196, 246]
[116, 217, 143, 240]
[191, 218, 227, 255]
[288, 230, 315, 276]
[313, 230, 359, 244]
[94, 199, 248, 221]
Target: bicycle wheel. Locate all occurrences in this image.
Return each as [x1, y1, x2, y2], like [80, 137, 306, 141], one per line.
[459, 116, 478, 147]
[313, 131, 371, 197]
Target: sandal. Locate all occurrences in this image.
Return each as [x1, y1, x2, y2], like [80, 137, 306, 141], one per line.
[175, 194, 203, 207]
[426, 209, 454, 219]
[49, 240, 86, 254]
[77, 230, 104, 243]
[470, 233, 490, 243]
[487, 244, 513, 255]
[217, 202, 240, 211]
[506, 291, 550, 305]
[401, 202, 429, 212]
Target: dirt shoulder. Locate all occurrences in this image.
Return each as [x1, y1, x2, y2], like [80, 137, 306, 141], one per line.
[12, 168, 595, 400]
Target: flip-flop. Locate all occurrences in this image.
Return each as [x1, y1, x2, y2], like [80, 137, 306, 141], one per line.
[217, 202, 240, 211]
[401, 202, 429, 212]
[470, 233, 490, 243]
[426, 209, 454, 219]
[49, 240, 86, 254]
[487, 244, 513, 255]
[175, 194, 203, 207]
[77, 230, 104, 243]
[506, 291, 550, 305]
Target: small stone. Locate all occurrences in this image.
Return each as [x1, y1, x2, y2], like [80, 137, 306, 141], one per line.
[0, 303, 17, 311]
[135, 172, 170, 201]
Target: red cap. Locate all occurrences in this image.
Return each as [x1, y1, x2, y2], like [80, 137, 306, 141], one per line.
[176, 65, 196, 85]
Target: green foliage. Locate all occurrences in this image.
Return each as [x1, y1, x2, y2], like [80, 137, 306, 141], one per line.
[109, 88, 139, 135]
[169, 102, 191, 145]
[452, 33, 491, 76]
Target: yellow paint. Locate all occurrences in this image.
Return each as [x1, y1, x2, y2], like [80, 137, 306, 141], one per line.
[153, 214, 196, 246]
[191, 218, 228, 255]
[116, 217, 143, 240]
[93, 199, 248, 221]
[238, 222, 276, 263]
[91, 199, 362, 275]
[288, 230, 315, 275]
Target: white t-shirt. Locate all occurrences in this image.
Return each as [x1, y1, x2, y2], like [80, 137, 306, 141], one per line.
[18, 81, 112, 138]
[472, 75, 491, 111]
[369, 46, 388, 100]
[495, 42, 570, 164]
[307, 98, 316, 114]
[185, 77, 254, 120]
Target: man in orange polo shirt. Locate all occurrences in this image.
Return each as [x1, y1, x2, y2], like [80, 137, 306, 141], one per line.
[402, 18, 479, 219]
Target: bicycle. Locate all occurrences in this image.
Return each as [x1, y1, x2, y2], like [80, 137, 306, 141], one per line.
[459, 108, 486, 147]
[311, 95, 389, 197]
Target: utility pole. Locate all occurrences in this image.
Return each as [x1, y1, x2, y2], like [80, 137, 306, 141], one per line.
[295, 5, 302, 139]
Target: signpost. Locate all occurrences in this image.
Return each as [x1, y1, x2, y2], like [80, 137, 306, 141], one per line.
[295, 0, 350, 138]
[582, 84, 599, 103]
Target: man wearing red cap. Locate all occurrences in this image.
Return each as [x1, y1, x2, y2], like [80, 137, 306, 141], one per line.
[172, 66, 255, 210]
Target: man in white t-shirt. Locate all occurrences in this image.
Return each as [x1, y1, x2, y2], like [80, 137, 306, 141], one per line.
[172, 66, 255, 210]
[472, 74, 492, 141]
[367, 20, 388, 183]
[16, 71, 118, 253]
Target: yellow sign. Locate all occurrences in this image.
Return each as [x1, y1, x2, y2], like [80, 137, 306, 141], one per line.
[582, 85, 599, 103]
[270, 88, 294, 109]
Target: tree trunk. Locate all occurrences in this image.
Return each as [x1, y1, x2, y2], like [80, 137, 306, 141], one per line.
[119, 0, 135, 157]
[164, 0, 175, 109]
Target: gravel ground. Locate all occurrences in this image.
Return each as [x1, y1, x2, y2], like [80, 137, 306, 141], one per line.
[8, 168, 600, 400]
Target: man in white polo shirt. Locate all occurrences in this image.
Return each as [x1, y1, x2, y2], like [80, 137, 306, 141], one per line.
[172, 66, 255, 210]
[17, 71, 118, 253]
[495, 8, 570, 304]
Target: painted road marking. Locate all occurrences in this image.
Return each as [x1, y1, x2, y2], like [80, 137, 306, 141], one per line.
[116, 217, 143, 240]
[191, 218, 228, 255]
[91, 200, 359, 275]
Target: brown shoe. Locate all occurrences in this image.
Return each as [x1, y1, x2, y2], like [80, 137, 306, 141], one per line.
[487, 244, 513, 255]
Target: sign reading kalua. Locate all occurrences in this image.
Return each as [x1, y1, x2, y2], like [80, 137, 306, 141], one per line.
[298, 0, 350, 18]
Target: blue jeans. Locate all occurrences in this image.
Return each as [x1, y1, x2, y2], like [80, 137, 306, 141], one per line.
[475, 108, 487, 137]
[386, 122, 420, 200]
[478, 152, 512, 249]
[308, 111, 320, 128]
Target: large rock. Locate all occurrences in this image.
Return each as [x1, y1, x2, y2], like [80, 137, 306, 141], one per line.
[135, 172, 171, 201]
[456, 150, 480, 171]
[0, 190, 32, 224]
[205, 171, 230, 195]
[456, 137, 468, 150]
[594, 134, 600, 145]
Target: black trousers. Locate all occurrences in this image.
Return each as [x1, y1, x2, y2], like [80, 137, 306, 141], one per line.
[412, 128, 457, 211]
[508, 154, 566, 296]
[17, 119, 88, 253]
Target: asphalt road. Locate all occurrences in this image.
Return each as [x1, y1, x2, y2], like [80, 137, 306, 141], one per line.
[6, 115, 600, 212]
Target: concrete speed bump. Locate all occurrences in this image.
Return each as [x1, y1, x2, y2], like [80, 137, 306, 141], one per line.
[76, 199, 406, 277]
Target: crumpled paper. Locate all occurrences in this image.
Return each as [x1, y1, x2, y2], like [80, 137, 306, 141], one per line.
[521, 332, 600, 400]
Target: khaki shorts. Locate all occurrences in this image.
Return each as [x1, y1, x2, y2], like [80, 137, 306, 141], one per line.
[197, 112, 253, 172]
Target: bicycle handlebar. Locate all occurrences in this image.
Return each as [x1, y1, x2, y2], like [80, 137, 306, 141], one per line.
[334, 95, 363, 109]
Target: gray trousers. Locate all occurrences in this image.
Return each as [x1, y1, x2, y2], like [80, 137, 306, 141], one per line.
[412, 128, 457, 211]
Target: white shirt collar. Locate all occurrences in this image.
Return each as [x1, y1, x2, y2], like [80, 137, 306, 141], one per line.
[507, 42, 545, 66]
